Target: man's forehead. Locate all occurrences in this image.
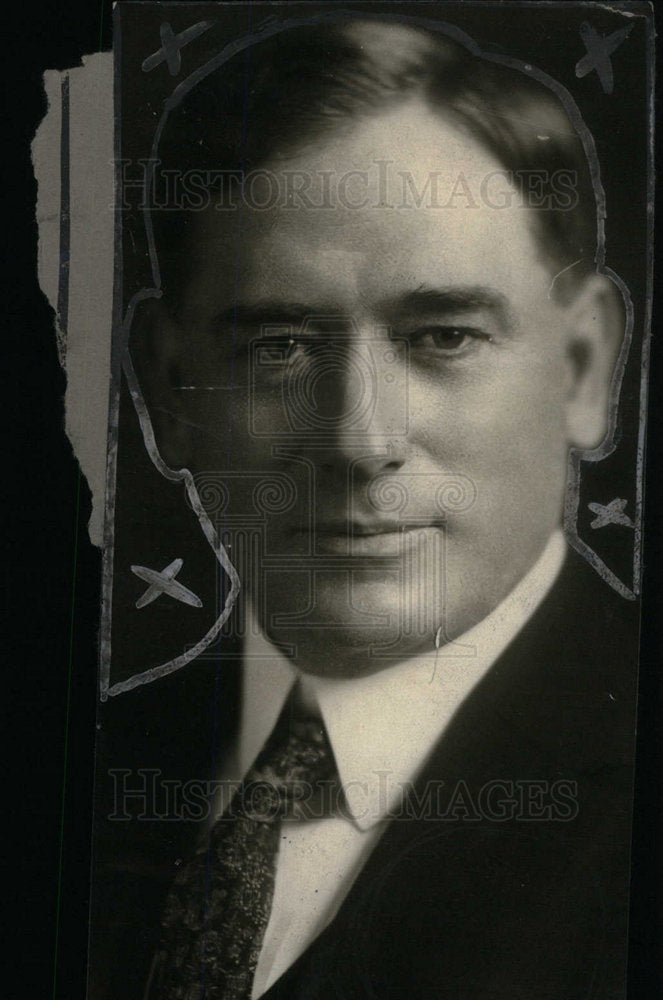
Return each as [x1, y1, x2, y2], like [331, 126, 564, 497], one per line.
[186, 207, 549, 323]
[181, 101, 557, 314]
[282, 100, 499, 182]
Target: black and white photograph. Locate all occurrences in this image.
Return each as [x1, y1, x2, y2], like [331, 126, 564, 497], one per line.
[6, 3, 661, 999]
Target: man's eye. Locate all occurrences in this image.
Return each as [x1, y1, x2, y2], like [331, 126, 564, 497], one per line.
[257, 337, 302, 364]
[410, 326, 489, 352]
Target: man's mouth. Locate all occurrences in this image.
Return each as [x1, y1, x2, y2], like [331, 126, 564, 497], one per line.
[308, 521, 445, 557]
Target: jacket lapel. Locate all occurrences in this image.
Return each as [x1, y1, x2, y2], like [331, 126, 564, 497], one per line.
[262, 551, 638, 999]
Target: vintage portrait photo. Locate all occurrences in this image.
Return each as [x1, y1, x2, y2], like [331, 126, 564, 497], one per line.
[13, 2, 658, 998]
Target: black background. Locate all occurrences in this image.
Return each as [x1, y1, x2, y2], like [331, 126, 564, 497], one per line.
[3, 1, 661, 997]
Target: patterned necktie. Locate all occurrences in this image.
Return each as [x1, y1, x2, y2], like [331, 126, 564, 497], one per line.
[148, 713, 338, 1000]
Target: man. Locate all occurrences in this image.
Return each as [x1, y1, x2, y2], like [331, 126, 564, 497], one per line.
[89, 16, 639, 999]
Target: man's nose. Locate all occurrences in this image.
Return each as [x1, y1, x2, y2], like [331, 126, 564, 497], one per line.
[299, 336, 409, 477]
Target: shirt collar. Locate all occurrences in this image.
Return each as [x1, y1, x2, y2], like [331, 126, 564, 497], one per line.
[240, 531, 566, 831]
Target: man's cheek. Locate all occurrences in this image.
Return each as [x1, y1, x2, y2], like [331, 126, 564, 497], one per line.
[458, 423, 561, 513]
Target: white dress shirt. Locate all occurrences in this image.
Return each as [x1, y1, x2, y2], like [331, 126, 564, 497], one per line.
[212, 531, 566, 998]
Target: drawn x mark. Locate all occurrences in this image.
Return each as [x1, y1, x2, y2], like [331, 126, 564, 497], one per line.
[575, 21, 633, 95]
[588, 498, 634, 530]
[142, 21, 214, 77]
[131, 558, 203, 609]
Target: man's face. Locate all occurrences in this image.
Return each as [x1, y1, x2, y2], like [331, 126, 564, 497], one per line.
[157, 101, 605, 674]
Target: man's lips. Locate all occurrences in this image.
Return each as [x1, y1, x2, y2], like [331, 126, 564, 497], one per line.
[299, 522, 445, 557]
[316, 520, 411, 536]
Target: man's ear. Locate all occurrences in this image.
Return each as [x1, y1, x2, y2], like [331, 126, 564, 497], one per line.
[563, 272, 625, 451]
[130, 296, 193, 470]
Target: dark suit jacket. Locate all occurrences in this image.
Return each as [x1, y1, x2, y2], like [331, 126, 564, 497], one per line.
[88, 550, 639, 999]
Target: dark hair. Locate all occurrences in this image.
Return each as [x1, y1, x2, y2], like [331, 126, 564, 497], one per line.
[150, 18, 597, 305]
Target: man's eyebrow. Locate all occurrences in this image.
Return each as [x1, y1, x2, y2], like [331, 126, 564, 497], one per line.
[209, 302, 342, 330]
[388, 285, 517, 330]
[209, 287, 517, 332]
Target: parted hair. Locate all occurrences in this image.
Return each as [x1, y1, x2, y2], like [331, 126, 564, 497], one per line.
[151, 17, 598, 306]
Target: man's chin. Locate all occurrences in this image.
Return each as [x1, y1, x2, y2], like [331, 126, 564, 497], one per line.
[262, 578, 445, 677]
[270, 630, 437, 678]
